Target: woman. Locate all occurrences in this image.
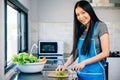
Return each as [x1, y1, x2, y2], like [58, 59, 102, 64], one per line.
[56, 0, 110, 80]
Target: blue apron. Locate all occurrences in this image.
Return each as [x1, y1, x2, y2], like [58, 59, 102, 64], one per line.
[77, 22, 106, 80]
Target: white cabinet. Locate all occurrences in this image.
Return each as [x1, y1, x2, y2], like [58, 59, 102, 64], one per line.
[107, 58, 120, 80]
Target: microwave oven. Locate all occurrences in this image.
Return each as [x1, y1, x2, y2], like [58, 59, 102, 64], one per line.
[38, 41, 64, 59]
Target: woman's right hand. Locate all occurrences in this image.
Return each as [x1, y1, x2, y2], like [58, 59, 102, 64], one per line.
[56, 55, 73, 71]
[56, 65, 67, 71]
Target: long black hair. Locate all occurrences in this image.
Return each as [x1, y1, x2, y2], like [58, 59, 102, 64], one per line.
[71, 0, 100, 61]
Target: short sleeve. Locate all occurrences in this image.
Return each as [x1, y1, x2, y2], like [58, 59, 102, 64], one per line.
[97, 22, 109, 37]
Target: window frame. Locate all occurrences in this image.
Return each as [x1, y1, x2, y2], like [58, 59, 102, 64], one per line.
[5, 0, 28, 72]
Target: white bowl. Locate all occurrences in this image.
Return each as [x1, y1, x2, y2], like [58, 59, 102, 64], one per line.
[17, 61, 46, 73]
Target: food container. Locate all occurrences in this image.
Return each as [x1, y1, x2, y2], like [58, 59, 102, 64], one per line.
[17, 61, 46, 73]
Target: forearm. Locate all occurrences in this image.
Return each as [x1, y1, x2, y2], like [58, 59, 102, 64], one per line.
[63, 55, 74, 68]
[83, 51, 109, 65]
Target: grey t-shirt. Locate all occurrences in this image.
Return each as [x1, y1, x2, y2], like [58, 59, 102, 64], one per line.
[81, 21, 109, 54]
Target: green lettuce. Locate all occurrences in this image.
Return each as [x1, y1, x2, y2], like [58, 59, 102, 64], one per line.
[56, 71, 65, 76]
[12, 52, 39, 65]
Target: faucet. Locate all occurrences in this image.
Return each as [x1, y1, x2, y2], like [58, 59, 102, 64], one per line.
[30, 43, 38, 56]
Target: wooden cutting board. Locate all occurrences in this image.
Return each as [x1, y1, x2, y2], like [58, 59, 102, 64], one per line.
[48, 71, 69, 78]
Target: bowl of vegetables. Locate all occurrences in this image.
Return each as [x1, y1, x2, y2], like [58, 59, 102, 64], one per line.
[12, 52, 46, 73]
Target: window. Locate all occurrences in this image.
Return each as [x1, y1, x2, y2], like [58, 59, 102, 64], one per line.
[19, 12, 28, 52]
[5, 0, 28, 71]
[7, 5, 18, 64]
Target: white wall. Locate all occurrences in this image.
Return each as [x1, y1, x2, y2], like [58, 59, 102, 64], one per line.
[0, 0, 5, 80]
[38, 0, 77, 22]
[28, 0, 40, 51]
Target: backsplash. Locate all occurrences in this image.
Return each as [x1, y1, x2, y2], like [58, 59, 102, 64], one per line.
[38, 22, 73, 53]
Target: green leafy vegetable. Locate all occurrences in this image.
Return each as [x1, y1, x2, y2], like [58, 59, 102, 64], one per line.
[12, 52, 39, 65]
[56, 71, 65, 76]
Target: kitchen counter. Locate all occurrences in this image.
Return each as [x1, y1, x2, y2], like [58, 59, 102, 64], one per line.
[10, 70, 77, 80]
[109, 51, 120, 57]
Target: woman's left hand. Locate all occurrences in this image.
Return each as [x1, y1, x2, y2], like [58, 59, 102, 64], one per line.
[72, 62, 86, 71]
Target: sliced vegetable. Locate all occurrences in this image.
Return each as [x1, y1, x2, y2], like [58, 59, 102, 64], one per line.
[56, 71, 65, 76]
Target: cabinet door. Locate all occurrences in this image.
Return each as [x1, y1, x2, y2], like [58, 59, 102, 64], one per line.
[107, 58, 120, 80]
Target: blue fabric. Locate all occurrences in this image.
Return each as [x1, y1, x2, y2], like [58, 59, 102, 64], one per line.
[77, 22, 105, 80]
